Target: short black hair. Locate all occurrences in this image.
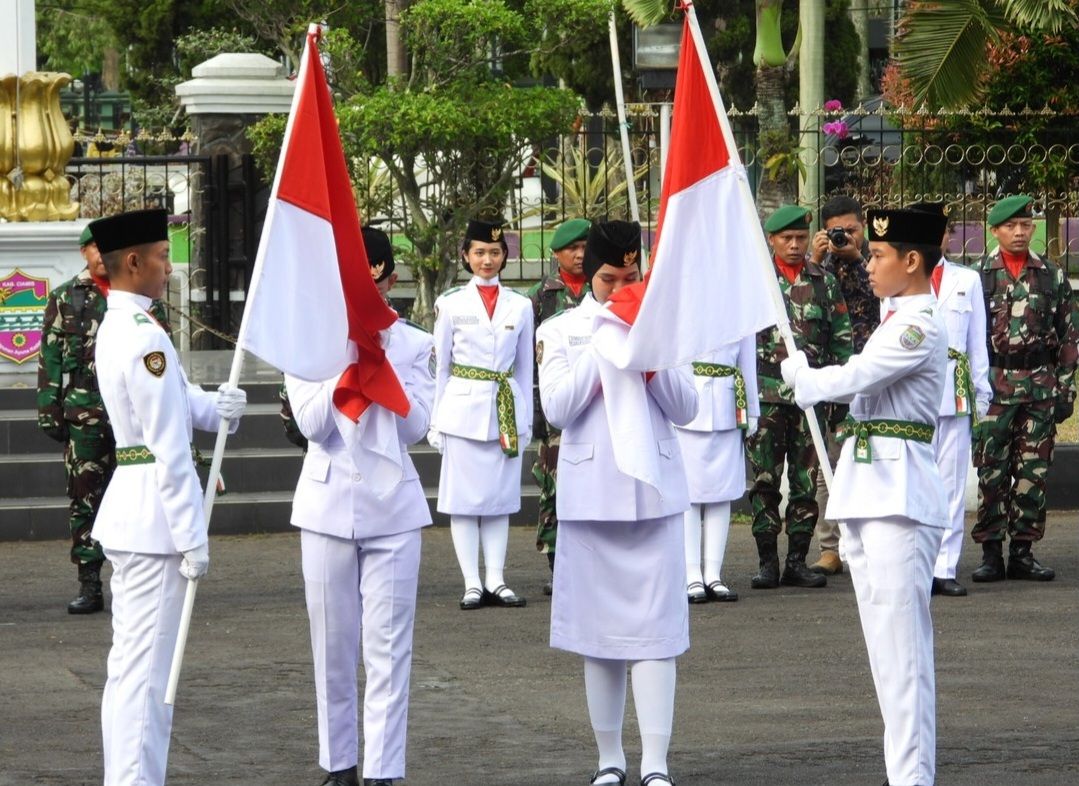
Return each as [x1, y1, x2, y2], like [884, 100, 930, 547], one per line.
[892, 242, 940, 277]
[821, 196, 863, 224]
[101, 249, 126, 277]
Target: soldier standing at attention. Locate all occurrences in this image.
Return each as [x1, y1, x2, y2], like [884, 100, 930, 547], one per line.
[89, 209, 246, 786]
[747, 204, 853, 590]
[970, 195, 1079, 582]
[807, 195, 879, 576]
[537, 220, 697, 786]
[428, 219, 534, 610]
[36, 225, 170, 614]
[781, 207, 951, 786]
[526, 217, 590, 593]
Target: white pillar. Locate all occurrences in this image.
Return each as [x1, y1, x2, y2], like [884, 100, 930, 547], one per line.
[0, 0, 36, 77]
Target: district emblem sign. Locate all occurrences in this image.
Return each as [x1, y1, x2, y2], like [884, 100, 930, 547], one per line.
[0, 269, 50, 364]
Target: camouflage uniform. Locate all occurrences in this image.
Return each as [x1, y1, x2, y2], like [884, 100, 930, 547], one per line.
[526, 272, 587, 555]
[819, 241, 878, 354]
[278, 382, 308, 451]
[747, 262, 853, 539]
[37, 269, 171, 572]
[971, 249, 1079, 544]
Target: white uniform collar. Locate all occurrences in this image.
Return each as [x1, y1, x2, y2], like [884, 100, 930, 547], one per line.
[107, 289, 154, 311]
[469, 274, 500, 287]
[891, 292, 935, 312]
[576, 292, 603, 316]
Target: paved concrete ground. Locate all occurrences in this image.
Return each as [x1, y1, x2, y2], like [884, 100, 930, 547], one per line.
[1, 517, 1077, 786]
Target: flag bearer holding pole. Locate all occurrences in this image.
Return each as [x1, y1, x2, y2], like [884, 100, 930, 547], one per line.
[781, 207, 951, 786]
[90, 209, 246, 786]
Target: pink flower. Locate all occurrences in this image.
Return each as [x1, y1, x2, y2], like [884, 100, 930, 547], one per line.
[823, 99, 843, 112]
[823, 120, 850, 139]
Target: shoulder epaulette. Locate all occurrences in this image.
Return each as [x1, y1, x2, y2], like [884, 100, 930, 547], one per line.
[441, 286, 463, 297]
[400, 318, 430, 333]
[132, 312, 154, 327]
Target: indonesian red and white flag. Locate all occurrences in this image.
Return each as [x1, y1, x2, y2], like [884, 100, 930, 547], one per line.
[592, 14, 776, 488]
[238, 27, 409, 491]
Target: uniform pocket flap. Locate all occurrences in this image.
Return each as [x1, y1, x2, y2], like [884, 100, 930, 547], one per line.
[658, 437, 679, 459]
[303, 452, 331, 482]
[948, 300, 972, 313]
[560, 442, 594, 465]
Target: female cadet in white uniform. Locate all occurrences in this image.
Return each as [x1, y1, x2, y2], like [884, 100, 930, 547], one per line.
[89, 210, 246, 786]
[537, 221, 697, 786]
[782, 208, 950, 786]
[286, 228, 434, 786]
[675, 335, 759, 602]
[428, 219, 533, 610]
[906, 202, 991, 598]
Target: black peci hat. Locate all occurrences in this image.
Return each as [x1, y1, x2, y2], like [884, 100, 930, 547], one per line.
[362, 226, 395, 282]
[583, 220, 642, 282]
[88, 209, 169, 254]
[461, 218, 509, 273]
[865, 208, 948, 247]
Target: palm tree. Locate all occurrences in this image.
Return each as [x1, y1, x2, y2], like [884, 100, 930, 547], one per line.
[894, 0, 1077, 109]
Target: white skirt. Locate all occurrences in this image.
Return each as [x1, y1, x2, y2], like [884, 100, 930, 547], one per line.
[676, 428, 747, 503]
[436, 434, 522, 516]
[551, 515, 689, 660]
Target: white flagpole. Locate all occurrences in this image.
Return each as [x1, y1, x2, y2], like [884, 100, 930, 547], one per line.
[164, 23, 320, 706]
[608, 13, 642, 226]
[682, 1, 833, 489]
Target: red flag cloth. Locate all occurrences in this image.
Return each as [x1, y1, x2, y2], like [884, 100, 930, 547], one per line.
[270, 30, 408, 421]
[477, 284, 499, 320]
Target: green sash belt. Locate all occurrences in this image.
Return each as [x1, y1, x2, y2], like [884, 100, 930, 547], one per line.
[948, 348, 977, 423]
[692, 362, 749, 429]
[835, 417, 935, 464]
[451, 362, 519, 457]
[116, 444, 201, 466]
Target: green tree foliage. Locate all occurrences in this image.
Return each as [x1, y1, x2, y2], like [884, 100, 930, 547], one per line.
[36, 2, 119, 78]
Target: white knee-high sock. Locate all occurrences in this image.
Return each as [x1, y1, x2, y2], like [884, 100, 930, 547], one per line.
[450, 516, 481, 591]
[702, 501, 732, 585]
[584, 657, 627, 782]
[683, 504, 703, 587]
[630, 658, 677, 777]
[479, 514, 510, 590]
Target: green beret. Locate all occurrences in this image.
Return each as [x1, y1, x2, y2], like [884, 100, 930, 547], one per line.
[79, 226, 94, 247]
[987, 195, 1033, 227]
[764, 204, 812, 234]
[550, 218, 591, 251]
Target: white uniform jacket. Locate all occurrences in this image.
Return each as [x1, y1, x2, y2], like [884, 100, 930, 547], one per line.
[287, 319, 434, 540]
[790, 293, 949, 529]
[93, 290, 233, 555]
[932, 260, 991, 417]
[537, 294, 697, 522]
[431, 277, 533, 442]
[676, 334, 760, 433]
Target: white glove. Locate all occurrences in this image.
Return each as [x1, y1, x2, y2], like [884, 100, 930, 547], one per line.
[179, 543, 209, 580]
[976, 400, 990, 420]
[746, 416, 759, 438]
[427, 429, 444, 454]
[780, 351, 809, 388]
[216, 384, 247, 420]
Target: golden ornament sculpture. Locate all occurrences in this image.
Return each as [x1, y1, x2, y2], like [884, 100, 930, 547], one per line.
[0, 71, 79, 221]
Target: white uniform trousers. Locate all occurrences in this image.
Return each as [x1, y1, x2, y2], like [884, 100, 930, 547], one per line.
[931, 415, 972, 580]
[840, 518, 943, 786]
[301, 528, 421, 779]
[101, 549, 186, 786]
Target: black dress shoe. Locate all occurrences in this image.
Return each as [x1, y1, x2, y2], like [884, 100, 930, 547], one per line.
[363, 779, 393, 786]
[320, 767, 359, 786]
[590, 766, 626, 785]
[687, 581, 709, 604]
[971, 541, 1005, 582]
[459, 587, 484, 610]
[1007, 543, 1055, 581]
[931, 578, 968, 597]
[483, 585, 526, 607]
[705, 581, 738, 602]
[543, 579, 553, 596]
[640, 772, 675, 786]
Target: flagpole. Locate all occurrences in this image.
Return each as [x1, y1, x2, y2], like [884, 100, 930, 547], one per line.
[608, 13, 641, 227]
[682, 2, 833, 489]
[164, 23, 320, 706]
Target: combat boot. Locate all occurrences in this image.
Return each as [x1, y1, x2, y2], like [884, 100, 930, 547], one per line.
[750, 534, 780, 589]
[1006, 540, 1055, 581]
[971, 541, 1005, 582]
[68, 561, 104, 614]
[780, 533, 827, 588]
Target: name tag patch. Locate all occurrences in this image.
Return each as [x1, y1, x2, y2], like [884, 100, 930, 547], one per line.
[453, 315, 481, 326]
[569, 335, 591, 346]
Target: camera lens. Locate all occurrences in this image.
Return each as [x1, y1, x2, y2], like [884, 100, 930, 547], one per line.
[827, 227, 849, 248]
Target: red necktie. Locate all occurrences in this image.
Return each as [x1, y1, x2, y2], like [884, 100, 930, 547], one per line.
[560, 270, 587, 298]
[883, 309, 896, 323]
[931, 264, 943, 295]
[477, 284, 499, 319]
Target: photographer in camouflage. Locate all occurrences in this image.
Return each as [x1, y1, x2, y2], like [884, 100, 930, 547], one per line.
[36, 226, 171, 614]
